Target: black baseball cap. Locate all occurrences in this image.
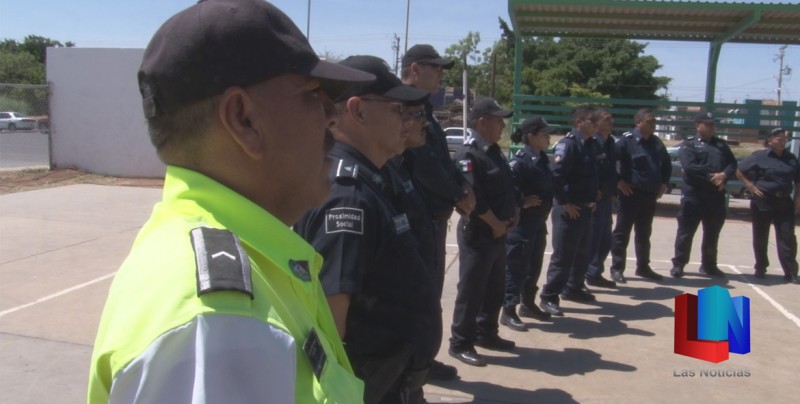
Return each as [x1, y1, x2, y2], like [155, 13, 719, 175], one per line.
[138, 0, 375, 119]
[695, 110, 719, 124]
[768, 127, 786, 137]
[469, 97, 512, 121]
[402, 44, 455, 69]
[517, 116, 550, 136]
[335, 55, 430, 104]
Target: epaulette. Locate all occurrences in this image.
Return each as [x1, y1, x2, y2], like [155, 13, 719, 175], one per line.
[623, 131, 633, 138]
[190, 227, 253, 299]
[334, 159, 359, 185]
[465, 137, 477, 146]
[565, 132, 575, 139]
[515, 149, 525, 158]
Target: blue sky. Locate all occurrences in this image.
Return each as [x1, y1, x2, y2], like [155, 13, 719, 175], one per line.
[1, 0, 797, 103]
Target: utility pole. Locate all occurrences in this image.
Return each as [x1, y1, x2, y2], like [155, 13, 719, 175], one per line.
[404, 0, 411, 52]
[775, 45, 791, 105]
[306, 0, 311, 40]
[392, 34, 401, 75]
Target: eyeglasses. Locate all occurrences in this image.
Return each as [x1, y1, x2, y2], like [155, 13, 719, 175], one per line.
[360, 97, 406, 114]
[403, 110, 426, 122]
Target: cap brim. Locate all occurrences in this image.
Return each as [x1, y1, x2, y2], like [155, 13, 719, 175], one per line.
[490, 109, 513, 118]
[311, 59, 376, 99]
[427, 58, 455, 69]
[383, 85, 431, 104]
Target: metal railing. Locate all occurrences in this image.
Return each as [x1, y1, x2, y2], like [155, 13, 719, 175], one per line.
[512, 95, 800, 143]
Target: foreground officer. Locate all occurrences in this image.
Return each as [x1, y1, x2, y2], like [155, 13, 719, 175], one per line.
[295, 55, 438, 404]
[670, 111, 737, 278]
[539, 106, 600, 316]
[736, 128, 800, 283]
[501, 116, 554, 332]
[609, 108, 671, 283]
[87, 1, 375, 402]
[449, 97, 517, 367]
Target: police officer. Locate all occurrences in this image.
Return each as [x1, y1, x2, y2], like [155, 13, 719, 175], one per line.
[735, 128, 800, 283]
[401, 44, 474, 380]
[609, 108, 672, 283]
[584, 108, 619, 288]
[295, 55, 438, 404]
[88, 1, 375, 402]
[449, 97, 517, 367]
[670, 111, 737, 278]
[539, 106, 600, 317]
[500, 116, 554, 332]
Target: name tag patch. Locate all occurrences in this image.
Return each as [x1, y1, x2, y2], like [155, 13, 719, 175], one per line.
[303, 328, 327, 380]
[325, 207, 364, 235]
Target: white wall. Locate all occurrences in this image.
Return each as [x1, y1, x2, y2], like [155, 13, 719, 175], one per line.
[47, 48, 165, 178]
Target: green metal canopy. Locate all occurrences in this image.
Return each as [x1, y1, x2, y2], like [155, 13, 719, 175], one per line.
[507, 0, 800, 104]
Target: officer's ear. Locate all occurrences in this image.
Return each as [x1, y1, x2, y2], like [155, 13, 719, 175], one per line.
[346, 97, 366, 122]
[217, 86, 266, 160]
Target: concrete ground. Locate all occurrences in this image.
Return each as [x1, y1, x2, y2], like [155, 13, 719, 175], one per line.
[1, 185, 799, 403]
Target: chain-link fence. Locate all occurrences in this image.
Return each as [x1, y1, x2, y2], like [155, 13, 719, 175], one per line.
[0, 83, 51, 170]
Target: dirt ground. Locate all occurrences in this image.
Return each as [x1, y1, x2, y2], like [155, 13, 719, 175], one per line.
[0, 168, 163, 195]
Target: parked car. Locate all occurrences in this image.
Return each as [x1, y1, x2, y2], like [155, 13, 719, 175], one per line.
[443, 127, 466, 152]
[0, 111, 37, 131]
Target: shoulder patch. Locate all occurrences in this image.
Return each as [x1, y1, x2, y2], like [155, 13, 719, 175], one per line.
[553, 142, 567, 162]
[335, 159, 359, 180]
[325, 207, 364, 235]
[392, 213, 411, 234]
[457, 159, 473, 173]
[190, 227, 253, 299]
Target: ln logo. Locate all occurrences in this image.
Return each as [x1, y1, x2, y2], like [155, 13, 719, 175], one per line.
[674, 285, 750, 363]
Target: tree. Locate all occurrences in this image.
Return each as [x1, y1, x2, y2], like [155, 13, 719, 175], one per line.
[0, 35, 75, 84]
[439, 19, 671, 107]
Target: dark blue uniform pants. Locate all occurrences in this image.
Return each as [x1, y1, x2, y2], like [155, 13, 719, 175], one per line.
[428, 216, 449, 359]
[541, 204, 593, 302]
[610, 191, 658, 273]
[751, 196, 798, 277]
[450, 219, 506, 351]
[672, 192, 726, 269]
[586, 197, 613, 279]
[504, 217, 548, 308]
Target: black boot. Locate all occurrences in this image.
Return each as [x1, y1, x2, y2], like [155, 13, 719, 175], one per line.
[500, 306, 528, 332]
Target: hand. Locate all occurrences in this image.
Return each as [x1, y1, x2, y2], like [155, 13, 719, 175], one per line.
[617, 180, 634, 197]
[563, 203, 581, 219]
[455, 185, 476, 215]
[490, 220, 508, 238]
[710, 172, 727, 187]
[748, 183, 764, 199]
[507, 216, 519, 230]
[523, 195, 542, 208]
[657, 184, 667, 199]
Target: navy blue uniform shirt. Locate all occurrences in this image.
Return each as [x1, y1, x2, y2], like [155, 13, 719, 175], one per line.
[677, 135, 737, 195]
[453, 129, 518, 221]
[551, 131, 600, 205]
[295, 141, 437, 358]
[405, 102, 467, 218]
[594, 133, 618, 199]
[738, 148, 800, 196]
[509, 144, 553, 219]
[617, 128, 672, 193]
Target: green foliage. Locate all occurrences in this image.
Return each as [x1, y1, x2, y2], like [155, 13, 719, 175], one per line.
[0, 49, 44, 84]
[0, 35, 75, 84]
[0, 95, 30, 112]
[439, 19, 671, 108]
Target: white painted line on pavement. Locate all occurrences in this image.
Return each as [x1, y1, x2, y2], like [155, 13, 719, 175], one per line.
[721, 264, 800, 330]
[0, 272, 116, 319]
